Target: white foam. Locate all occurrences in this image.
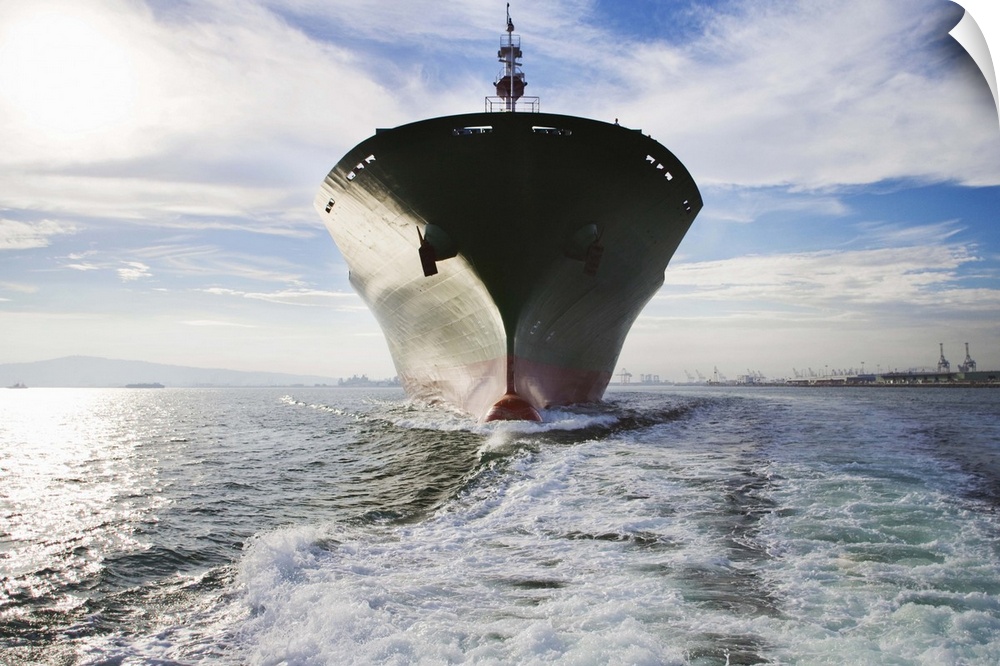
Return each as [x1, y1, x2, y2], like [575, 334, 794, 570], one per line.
[749, 417, 1000, 664]
[228, 437, 761, 664]
[388, 409, 620, 436]
[108, 387, 1000, 665]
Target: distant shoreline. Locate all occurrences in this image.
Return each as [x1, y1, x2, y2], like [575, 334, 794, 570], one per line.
[611, 382, 1000, 389]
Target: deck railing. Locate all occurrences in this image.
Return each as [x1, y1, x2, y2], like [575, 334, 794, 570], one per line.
[484, 96, 540, 113]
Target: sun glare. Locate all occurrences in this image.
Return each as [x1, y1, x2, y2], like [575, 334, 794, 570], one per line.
[0, 7, 138, 136]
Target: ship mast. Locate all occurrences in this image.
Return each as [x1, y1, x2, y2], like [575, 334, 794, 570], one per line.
[495, 4, 525, 111]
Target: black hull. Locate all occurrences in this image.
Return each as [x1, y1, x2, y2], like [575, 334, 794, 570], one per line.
[316, 112, 701, 418]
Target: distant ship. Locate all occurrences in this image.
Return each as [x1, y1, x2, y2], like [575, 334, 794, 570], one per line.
[315, 10, 702, 420]
[124, 383, 165, 389]
[7, 382, 27, 389]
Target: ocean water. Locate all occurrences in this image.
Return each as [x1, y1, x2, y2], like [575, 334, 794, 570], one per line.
[2, 386, 1000, 665]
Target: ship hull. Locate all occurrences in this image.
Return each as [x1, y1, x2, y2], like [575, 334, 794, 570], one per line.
[316, 112, 701, 419]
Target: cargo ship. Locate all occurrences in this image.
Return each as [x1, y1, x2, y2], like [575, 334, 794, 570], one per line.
[315, 10, 702, 421]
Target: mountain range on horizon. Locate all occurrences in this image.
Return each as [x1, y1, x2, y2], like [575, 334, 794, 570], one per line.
[0, 356, 347, 388]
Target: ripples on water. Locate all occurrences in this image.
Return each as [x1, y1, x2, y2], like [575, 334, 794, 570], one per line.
[1, 386, 999, 664]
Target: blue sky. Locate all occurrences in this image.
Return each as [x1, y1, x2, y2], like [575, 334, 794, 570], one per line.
[0, 0, 997, 382]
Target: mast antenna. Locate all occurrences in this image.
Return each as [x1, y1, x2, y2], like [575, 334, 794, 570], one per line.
[493, 4, 527, 111]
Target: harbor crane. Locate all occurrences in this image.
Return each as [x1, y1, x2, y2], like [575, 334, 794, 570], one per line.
[959, 342, 977, 372]
[937, 343, 950, 372]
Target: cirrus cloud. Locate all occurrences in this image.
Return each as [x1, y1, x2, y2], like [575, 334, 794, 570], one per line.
[0, 218, 76, 250]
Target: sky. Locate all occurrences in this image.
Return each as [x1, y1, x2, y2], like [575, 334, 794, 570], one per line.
[0, 0, 998, 382]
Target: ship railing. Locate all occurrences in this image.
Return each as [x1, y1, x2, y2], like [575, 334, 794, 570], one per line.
[485, 96, 540, 113]
[501, 34, 521, 49]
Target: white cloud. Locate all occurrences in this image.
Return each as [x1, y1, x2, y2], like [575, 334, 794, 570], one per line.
[66, 263, 101, 272]
[658, 242, 996, 314]
[1, 0, 993, 232]
[200, 287, 242, 297]
[200, 286, 361, 307]
[0, 281, 38, 294]
[0, 0, 397, 163]
[0, 0, 402, 230]
[0, 171, 319, 228]
[181, 319, 257, 328]
[109, 243, 325, 285]
[241, 288, 354, 306]
[694, 185, 852, 225]
[0, 218, 76, 250]
[117, 261, 151, 281]
[581, 0, 1000, 188]
[856, 220, 966, 246]
[271, 0, 998, 193]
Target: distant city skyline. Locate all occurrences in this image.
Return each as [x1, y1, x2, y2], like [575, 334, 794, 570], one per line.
[1, 0, 998, 381]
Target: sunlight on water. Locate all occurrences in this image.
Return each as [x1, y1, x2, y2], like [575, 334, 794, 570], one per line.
[0, 388, 172, 664]
[2, 390, 156, 573]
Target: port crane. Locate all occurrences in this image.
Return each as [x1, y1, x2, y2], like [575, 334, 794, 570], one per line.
[959, 342, 977, 372]
[937, 343, 950, 372]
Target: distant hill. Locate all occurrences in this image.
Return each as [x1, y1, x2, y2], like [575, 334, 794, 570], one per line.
[0, 356, 342, 388]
